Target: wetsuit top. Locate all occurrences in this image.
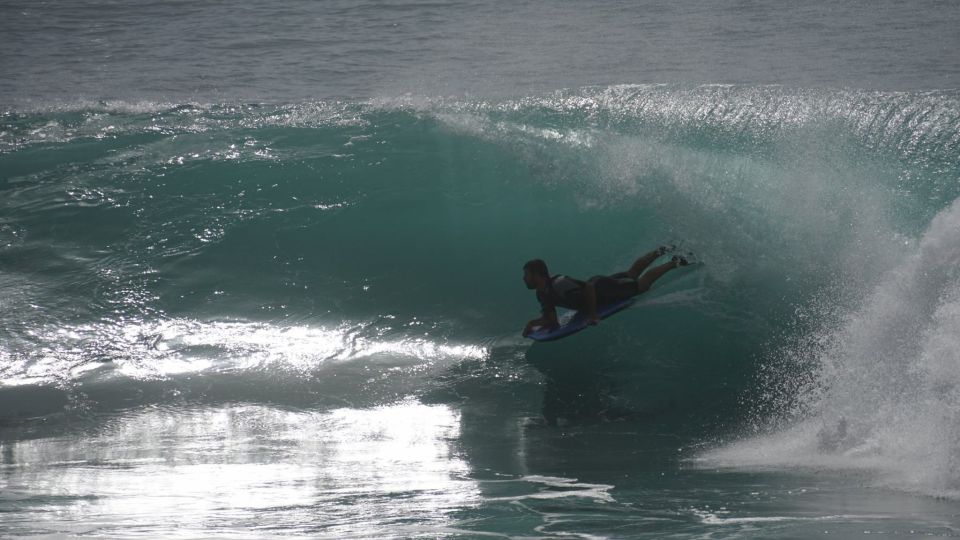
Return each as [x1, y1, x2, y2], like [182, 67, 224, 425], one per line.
[536, 274, 587, 313]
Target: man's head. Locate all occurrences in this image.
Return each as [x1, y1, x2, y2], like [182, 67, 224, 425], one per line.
[523, 259, 549, 290]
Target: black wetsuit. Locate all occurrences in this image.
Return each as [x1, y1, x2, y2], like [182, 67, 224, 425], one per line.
[536, 273, 639, 315]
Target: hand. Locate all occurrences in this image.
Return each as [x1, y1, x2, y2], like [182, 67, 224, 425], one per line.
[586, 316, 600, 326]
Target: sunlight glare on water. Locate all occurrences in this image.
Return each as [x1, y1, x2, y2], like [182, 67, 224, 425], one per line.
[1, 401, 478, 538]
[1, 318, 488, 385]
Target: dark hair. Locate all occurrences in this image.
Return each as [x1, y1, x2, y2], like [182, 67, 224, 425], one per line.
[523, 258, 549, 278]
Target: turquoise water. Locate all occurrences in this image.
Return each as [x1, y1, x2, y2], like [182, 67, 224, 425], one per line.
[3, 2, 960, 538]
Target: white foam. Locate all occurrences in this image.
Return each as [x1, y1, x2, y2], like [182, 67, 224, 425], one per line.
[693, 508, 888, 526]
[478, 475, 616, 504]
[701, 197, 960, 499]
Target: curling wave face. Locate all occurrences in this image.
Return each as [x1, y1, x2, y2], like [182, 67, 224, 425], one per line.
[2, 85, 960, 498]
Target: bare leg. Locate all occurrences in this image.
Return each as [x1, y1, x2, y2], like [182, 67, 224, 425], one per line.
[626, 246, 670, 279]
[589, 246, 676, 325]
[636, 259, 682, 294]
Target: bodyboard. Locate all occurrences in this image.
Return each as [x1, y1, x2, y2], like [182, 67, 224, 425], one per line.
[525, 297, 636, 342]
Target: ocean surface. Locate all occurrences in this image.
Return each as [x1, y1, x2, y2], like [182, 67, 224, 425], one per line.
[3, 1, 960, 538]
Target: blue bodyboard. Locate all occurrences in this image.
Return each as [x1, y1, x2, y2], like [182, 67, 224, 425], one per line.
[525, 297, 636, 342]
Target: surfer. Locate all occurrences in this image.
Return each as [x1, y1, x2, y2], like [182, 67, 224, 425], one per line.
[522, 246, 690, 336]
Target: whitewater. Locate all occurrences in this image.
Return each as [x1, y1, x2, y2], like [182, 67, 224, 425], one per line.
[3, 1, 960, 538]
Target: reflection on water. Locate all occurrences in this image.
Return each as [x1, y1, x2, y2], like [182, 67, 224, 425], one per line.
[0, 401, 479, 538]
[3, 397, 959, 538]
[2, 318, 488, 386]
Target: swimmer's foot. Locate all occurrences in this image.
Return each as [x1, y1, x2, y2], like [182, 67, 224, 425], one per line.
[671, 254, 692, 267]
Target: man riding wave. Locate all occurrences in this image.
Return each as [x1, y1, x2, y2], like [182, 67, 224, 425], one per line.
[522, 246, 690, 336]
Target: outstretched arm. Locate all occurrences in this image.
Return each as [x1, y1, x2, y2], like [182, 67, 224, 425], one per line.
[523, 307, 559, 336]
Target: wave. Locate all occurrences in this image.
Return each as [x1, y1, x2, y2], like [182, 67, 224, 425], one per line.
[2, 84, 959, 496]
[699, 197, 960, 499]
